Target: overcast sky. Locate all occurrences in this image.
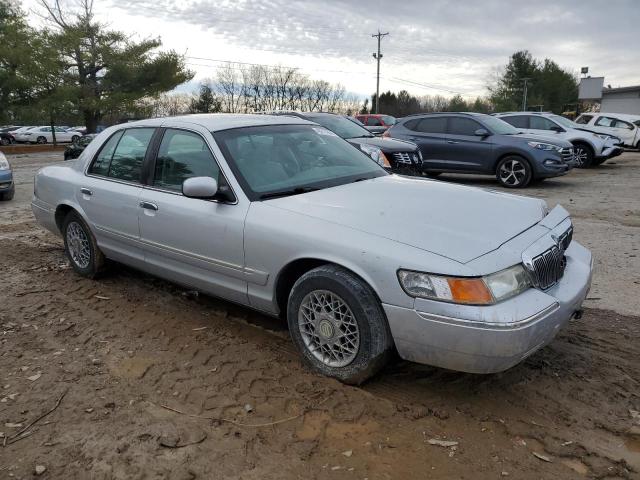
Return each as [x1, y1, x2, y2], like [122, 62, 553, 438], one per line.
[24, 0, 640, 98]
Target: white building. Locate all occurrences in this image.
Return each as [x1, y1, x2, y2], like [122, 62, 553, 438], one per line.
[579, 77, 640, 115]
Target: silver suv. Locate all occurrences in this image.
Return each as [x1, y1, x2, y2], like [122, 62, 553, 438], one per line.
[495, 112, 623, 167]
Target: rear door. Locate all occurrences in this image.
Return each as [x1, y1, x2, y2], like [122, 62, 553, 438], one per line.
[442, 117, 495, 172]
[78, 127, 155, 266]
[138, 127, 249, 304]
[400, 116, 449, 171]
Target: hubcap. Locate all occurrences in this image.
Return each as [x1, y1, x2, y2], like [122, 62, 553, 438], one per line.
[298, 290, 360, 368]
[499, 159, 527, 186]
[574, 147, 587, 166]
[66, 221, 91, 268]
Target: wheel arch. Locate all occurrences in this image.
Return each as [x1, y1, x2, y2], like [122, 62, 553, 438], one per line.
[571, 139, 595, 155]
[54, 202, 89, 234]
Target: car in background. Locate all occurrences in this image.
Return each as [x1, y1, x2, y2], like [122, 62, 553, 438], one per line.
[67, 126, 88, 135]
[575, 113, 640, 149]
[494, 112, 623, 167]
[354, 114, 397, 135]
[0, 126, 22, 141]
[387, 112, 574, 188]
[64, 134, 96, 160]
[20, 126, 81, 144]
[31, 114, 593, 383]
[271, 112, 422, 174]
[11, 126, 37, 143]
[1, 131, 14, 145]
[0, 151, 15, 200]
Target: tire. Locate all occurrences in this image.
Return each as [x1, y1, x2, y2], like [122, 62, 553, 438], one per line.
[36, 136, 47, 144]
[71, 135, 79, 143]
[0, 188, 14, 201]
[425, 172, 442, 178]
[496, 155, 532, 188]
[593, 157, 607, 166]
[573, 143, 594, 168]
[287, 265, 393, 385]
[0, 137, 9, 146]
[62, 211, 105, 278]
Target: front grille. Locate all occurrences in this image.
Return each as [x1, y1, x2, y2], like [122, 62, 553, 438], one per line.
[560, 147, 574, 163]
[528, 227, 573, 290]
[393, 152, 418, 164]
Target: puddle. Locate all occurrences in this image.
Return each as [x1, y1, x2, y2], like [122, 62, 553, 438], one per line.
[561, 458, 589, 475]
[581, 430, 640, 471]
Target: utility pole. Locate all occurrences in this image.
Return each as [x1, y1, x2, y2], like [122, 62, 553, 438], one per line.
[521, 77, 531, 111]
[372, 30, 389, 114]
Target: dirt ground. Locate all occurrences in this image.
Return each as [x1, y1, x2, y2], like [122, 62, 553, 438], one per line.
[0, 151, 639, 479]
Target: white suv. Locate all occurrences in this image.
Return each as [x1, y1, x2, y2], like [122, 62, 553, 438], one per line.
[575, 113, 640, 149]
[494, 112, 623, 167]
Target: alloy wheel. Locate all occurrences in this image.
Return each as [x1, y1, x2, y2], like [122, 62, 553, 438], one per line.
[66, 221, 91, 269]
[499, 159, 527, 186]
[298, 290, 360, 368]
[574, 146, 588, 167]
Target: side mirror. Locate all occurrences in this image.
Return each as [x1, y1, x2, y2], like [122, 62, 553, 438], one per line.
[182, 176, 218, 199]
[474, 128, 490, 137]
[550, 125, 564, 133]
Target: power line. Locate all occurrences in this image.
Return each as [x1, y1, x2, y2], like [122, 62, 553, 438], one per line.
[387, 77, 478, 98]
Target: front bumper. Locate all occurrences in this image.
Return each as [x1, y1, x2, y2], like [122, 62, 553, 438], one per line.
[384, 241, 592, 374]
[598, 145, 624, 159]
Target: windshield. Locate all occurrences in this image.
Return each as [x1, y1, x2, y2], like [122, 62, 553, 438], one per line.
[213, 124, 387, 200]
[481, 115, 520, 135]
[550, 115, 577, 129]
[306, 114, 373, 139]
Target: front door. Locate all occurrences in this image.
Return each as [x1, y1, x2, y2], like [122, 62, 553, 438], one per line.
[78, 127, 155, 267]
[138, 128, 249, 304]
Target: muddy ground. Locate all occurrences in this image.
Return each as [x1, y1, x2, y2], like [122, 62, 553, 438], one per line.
[0, 151, 639, 479]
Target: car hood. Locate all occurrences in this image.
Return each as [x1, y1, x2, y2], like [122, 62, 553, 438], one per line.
[266, 175, 546, 264]
[347, 136, 418, 152]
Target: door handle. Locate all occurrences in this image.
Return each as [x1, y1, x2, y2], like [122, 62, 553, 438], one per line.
[446, 140, 459, 144]
[80, 188, 92, 196]
[139, 201, 158, 211]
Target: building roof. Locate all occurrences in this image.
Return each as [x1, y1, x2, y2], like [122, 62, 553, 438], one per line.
[602, 85, 640, 94]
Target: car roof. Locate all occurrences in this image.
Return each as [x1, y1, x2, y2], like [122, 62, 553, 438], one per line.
[124, 114, 315, 132]
[403, 112, 486, 119]
[495, 112, 554, 116]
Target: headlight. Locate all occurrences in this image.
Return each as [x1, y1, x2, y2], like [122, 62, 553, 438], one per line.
[417, 149, 423, 161]
[527, 141, 562, 152]
[0, 157, 10, 170]
[398, 265, 531, 305]
[594, 133, 609, 140]
[359, 144, 390, 167]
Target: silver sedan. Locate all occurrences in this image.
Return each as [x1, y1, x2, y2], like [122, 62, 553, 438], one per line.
[31, 114, 593, 384]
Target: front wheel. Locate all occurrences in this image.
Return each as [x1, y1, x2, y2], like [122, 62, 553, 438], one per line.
[0, 137, 9, 146]
[287, 265, 393, 384]
[496, 156, 532, 188]
[573, 143, 594, 168]
[71, 135, 80, 143]
[62, 211, 105, 278]
[36, 136, 47, 144]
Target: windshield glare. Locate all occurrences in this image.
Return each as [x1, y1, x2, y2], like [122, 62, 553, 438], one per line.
[213, 125, 387, 200]
[481, 116, 520, 135]
[550, 115, 577, 129]
[307, 114, 373, 139]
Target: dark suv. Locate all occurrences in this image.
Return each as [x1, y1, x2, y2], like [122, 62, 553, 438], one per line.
[273, 112, 422, 174]
[387, 112, 575, 188]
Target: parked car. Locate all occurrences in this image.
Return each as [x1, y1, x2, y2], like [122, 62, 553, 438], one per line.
[12, 126, 37, 143]
[0, 151, 15, 200]
[31, 114, 593, 383]
[354, 114, 397, 135]
[0, 132, 13, 146]
[64, 134, 97, 160]
[494, 112, 623, 167]
[21, 126, 81, 144]
[271, 112, 422, 174]
[386, 112, 574, 188]
[67, 126, 88, 135]
[575, 112, 640, 149]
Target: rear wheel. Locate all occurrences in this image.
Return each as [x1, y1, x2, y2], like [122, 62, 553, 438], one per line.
[36, 136, 47, 144]
[0, 137, 9, 146]
[71, 135, 80, 143]
[0, 188, 14, 201]
[573, 143, 594, 168]
[287, 265, 393, 384]
[496, 156, 532, 188]
[62, 211, 105, 278]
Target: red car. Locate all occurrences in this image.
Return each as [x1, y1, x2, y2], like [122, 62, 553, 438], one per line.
[354, 114, 397, 135]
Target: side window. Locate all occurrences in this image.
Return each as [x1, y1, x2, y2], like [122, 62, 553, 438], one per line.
[108, 128, 155, 182]
[529, 116, 557, 130]
[367, 117, 382, 126]
[595, 116, 616, 127]
[89, 130, 124, 176]
[503, 115, 529, 128]
[403, 119, 420, 131]
[613, 119, 633, 130]
[575, 115, 593, 125]
[416, 117, 447, 134]
[448, 117, 483, 136]
[153, 129, 220, 191]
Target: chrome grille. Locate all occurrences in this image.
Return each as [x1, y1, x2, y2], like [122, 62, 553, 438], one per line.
[393, 152, 417, 164]
[528, 227, 572, 290]
[560, 147, 574, 164]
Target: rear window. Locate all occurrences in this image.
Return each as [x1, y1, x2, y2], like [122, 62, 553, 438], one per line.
[88, 128, 155, 183]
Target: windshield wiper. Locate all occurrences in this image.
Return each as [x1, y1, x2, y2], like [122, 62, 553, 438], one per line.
[259, 187, 319, 200]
